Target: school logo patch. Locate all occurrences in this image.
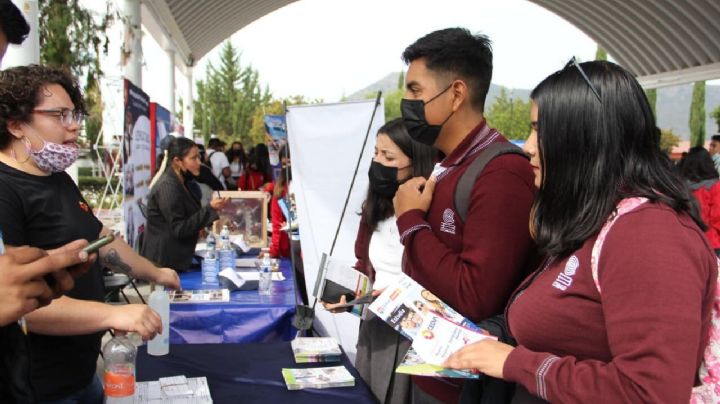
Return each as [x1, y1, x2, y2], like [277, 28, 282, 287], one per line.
[440, 208, 456, 235]
[552, 255, 579, 291]
[79, 201, 89, 212]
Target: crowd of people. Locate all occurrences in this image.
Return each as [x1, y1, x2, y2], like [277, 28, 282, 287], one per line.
[0, 0, 717, 402]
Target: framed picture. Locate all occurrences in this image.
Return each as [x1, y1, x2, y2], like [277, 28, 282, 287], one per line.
[214, 191, 268, 248]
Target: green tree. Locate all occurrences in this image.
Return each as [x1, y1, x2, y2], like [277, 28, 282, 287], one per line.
[595, 45, 607, 61]
[711, 105, 720, 133]
[193, 41, 271, 145]
[247, 96, 320, 147]
[689, 81, 706, 147]
[383, 89, 403, 121]
[659, 128, 680, 154]
[397, 71, 405, 90]
[485, 87, 532, 140]
[38, 0, 116, 149]
[645, 88, 657, 117]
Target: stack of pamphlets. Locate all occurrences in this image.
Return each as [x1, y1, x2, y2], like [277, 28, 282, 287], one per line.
[281, 366, 355, 390]
[291, 337, 342, 363]
[369, 273, 495, 378]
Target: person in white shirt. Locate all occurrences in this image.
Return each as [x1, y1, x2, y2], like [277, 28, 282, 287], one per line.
[207, 138, 231, 189]
[324, 119, 436, 404]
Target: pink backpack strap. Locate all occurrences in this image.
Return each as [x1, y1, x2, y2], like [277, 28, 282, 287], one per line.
[590, 197, 648, 293]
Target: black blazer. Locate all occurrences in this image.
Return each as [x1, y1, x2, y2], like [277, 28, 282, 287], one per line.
[141, 169, 218, 271]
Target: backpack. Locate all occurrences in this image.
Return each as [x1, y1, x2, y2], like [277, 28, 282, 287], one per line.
[454, 142, 528, 222]
[590, 197, 720, 403]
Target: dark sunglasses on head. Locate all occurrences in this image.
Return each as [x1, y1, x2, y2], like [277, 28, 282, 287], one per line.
[566, 56, 601, 102]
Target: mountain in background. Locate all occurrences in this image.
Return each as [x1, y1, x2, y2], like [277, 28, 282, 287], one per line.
[348, 72, 720, 140]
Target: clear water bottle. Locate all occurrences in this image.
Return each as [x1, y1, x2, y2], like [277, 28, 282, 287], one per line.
[202, 242, 219, 286]
[147, 286, 169, 356]
[218, 225, 236, 271]
[258, 255, 272, 295]
[206, 231, 216, 252]
[103, 334, 136, 403]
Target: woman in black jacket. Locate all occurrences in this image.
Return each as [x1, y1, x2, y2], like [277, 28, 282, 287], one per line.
[141, 137, 228, 271]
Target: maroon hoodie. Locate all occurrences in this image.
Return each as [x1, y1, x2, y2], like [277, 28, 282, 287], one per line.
[397, 120, 537, 402]
[504, 203, 716, 403]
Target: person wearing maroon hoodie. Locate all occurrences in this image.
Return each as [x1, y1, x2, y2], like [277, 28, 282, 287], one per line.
[445, 60, 717, 403]
[393, 28, 537, 403]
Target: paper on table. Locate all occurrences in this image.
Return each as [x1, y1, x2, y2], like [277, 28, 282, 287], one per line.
[235, 271, 285, 281]
[134, 376, 212, 403]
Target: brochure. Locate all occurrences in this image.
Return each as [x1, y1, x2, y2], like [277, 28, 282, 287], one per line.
[291, 337, 342, 363]
[312, 253, 372, 316]
[169, 289, 230, 303]
[134, 376, 212, 403]
[412, 312, 493, 366]
[368, 273, 489, 378]
[281, 366, 355, 390]
[395, 347, 480, 379]
[368, 273, 479, 340]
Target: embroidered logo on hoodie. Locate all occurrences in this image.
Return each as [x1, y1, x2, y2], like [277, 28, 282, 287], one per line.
[552, 255, 579, 291]
[440, 208, 456, 234]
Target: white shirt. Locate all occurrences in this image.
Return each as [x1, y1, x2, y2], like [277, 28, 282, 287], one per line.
[368, 217, 404, 290]
[209, 151, 230, 185]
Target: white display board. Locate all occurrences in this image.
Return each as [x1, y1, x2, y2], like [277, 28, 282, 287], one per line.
[287, 99, 384, 362]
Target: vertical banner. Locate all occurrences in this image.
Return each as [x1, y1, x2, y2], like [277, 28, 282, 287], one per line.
[150, 102, 173, 175]
[287, 99, 384, 361]
[264, 114, 287, 180]
[123, 79, 151, 250]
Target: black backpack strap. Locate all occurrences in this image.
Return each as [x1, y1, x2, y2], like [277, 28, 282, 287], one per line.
[454, 142, 528, 222]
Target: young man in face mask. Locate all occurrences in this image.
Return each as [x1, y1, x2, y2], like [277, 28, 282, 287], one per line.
[393, 28, 537, 403]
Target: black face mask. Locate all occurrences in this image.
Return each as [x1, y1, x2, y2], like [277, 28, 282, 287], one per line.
[400, 84, 454, 146]
[368, 161, 405, 198]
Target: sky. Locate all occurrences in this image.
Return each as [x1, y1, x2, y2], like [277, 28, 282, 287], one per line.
[141, 0, 601, 104]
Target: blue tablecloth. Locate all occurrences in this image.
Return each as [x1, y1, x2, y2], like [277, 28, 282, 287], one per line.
[137, 342, 377, 404]
[170, 258, 299, 344]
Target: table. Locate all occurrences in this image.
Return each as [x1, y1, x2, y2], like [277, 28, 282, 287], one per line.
[137, 342, 377, 404]
[170, 258, 299, 344]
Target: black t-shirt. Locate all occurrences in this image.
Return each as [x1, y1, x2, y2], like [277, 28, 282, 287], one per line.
[0, 161, 104, 400]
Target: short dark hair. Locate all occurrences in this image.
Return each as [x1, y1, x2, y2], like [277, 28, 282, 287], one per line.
[361, 118, 436, 231]
[679, 146, 719, 183]
[207, 138, 225, 149]
[530, 60, 703, 257]
[0, 1, 29, 44]
[712, 135, 720, 142]
[0, 65, 86, 149]
[402, 28, 493, 112]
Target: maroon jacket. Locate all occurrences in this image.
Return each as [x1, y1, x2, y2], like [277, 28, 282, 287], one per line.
[397, 120, 537, 402]
[505, 203, 717, 403]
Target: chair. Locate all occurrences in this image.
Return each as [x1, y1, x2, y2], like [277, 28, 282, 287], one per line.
[103, 269, 146, 304]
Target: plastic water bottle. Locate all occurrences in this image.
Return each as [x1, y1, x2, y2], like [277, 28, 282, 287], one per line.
[103, 334, 136, 403]
[147, 286, 169, 356]
[218, 225, 236, 271]
[202, 242, 219, 286]
[206, 231, 216, 252]
[258, 255, 272, 295]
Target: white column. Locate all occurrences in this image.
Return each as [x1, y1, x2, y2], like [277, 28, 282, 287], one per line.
[166, 49, 175, 115]
[183, 66, 194, 138]
[122, 0, 142, 88]
[3, 0, 39, 68]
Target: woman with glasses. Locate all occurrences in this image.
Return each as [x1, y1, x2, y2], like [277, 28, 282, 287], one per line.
[0, 65, 180, 403]
[445, 60, 717, 403]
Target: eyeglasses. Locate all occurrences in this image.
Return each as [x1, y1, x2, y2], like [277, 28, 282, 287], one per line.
[33, 108, 85, 127]
[566, 56, 601, 102]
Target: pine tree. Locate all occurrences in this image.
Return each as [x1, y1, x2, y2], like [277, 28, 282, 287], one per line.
[595, 45, 607, 61]
[645, 88, 657, 117]
[689, 81, 706, 147]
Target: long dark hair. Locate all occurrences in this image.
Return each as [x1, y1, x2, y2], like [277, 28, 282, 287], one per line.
[166, 137, 197, 168]
[253, 143, 272, 181]
[679, 146, 719, 183]
[361, 119, 436, 231]
[226, 141, 246, 165]
[530, 60, 703, 257]
[274, 143, 291, 198]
